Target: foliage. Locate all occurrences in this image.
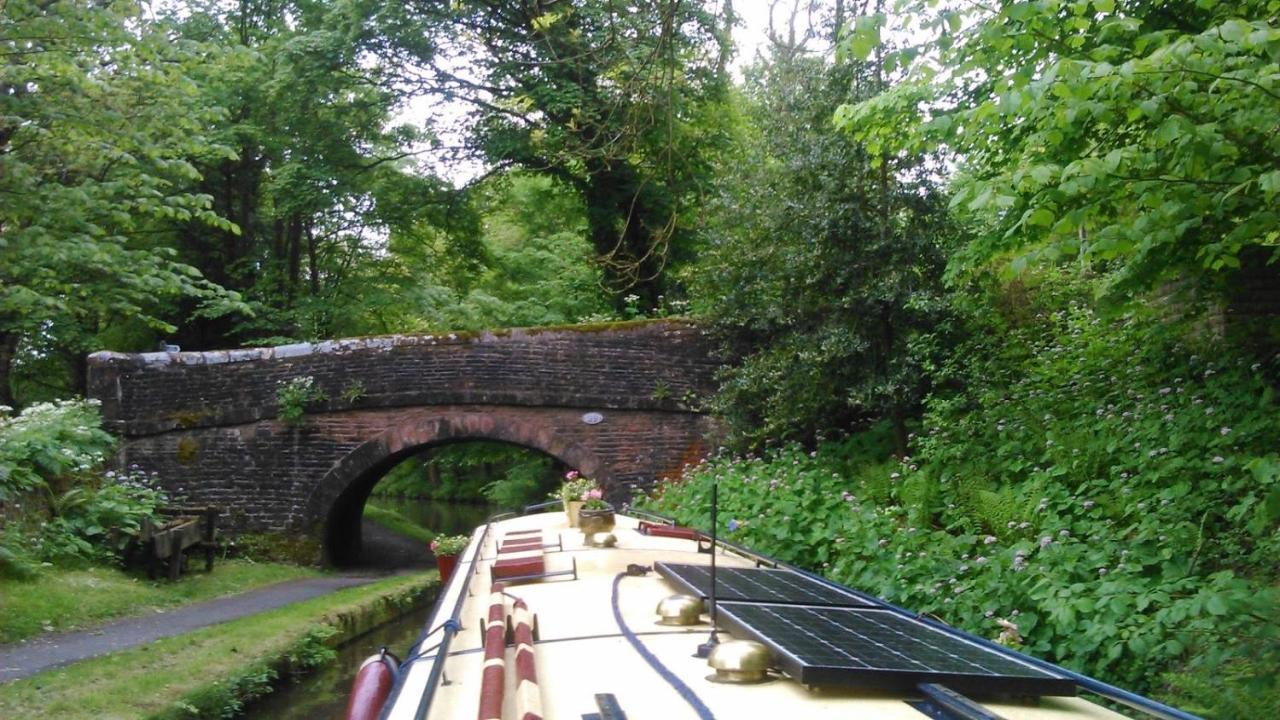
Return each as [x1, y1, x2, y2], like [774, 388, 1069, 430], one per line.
[481, 454, 560, 511]
[366, 173, 616, 333]
[0, 400, 114, 502]
[694, 36, 954, 451]
[642, 278, 1279, 714]
[165, 0, 478, 350]
[429, 534, 470, 556]
[274, 376, 324, 425]
[556, 471, 599, 505]
[0, 400, 166, 571]
[373, 441, 562, 509]
[0, 0, 245, 405]
[36, 466, 167, 565]
[835, 0, 1280, 297]
[392, 2, 732, 301]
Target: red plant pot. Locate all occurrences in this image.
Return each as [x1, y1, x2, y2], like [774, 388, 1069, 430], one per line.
[435, 553, 459, 584]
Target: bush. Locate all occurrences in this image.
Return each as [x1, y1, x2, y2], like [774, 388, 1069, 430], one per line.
[642, 280, 1279, 715]
[0, 399, 114, 502]
[0, 400, 166, 572]
[274, 376, 324, 425]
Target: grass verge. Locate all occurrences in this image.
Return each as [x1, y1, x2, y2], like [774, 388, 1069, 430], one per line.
[0, 571, 435, 719]
[363, 504, 435, 544]
[0, 560, 322, 643]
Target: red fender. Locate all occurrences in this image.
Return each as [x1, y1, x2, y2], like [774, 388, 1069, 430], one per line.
[344, 650, 399, 720]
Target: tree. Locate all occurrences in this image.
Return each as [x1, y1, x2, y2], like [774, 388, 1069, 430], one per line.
[0, 0, 242, 405]
[694, 9, 954, 452]
[167, 0, 479, 348]
[836, 0, 1280, 298]
[389, 0, 734, 305]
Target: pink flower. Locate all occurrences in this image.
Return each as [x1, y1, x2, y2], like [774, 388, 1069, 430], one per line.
[565, 470, 579, 480]
[583, 488, 603, 501]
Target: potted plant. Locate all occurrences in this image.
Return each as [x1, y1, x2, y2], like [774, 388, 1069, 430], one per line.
[577, 486, 615, 534]
[556, 471, 596, 527]
[430, 533, 469, 584]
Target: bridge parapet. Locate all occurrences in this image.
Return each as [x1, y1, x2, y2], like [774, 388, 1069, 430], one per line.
[89, 320, 718, 437]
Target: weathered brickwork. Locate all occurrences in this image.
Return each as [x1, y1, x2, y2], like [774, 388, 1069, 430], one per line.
[87, 321, 720, 561]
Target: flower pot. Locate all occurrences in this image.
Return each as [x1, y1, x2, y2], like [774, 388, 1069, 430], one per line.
[435, 553, 459, 584]
[564, 499, 584, 527]
[578, 507, 616, 534]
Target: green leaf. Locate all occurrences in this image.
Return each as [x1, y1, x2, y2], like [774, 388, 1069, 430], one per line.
[846, 15, 884, 61]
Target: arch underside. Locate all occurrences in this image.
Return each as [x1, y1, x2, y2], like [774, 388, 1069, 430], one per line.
[311, 411, 603, 565]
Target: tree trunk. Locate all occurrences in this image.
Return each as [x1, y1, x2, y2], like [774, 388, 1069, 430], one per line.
[307, 225, 319, 294]
[582, 163, 669, 309]
[69, 348, 89, 398]
[0, 331, 18, 409]
[890, 404, 909, 458]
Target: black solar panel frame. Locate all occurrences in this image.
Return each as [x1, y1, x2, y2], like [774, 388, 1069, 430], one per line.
[716, 602, 1077, 697]
[655, 562, 879, 608]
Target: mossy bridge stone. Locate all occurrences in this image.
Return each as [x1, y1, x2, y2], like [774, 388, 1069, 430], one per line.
[87, 320, 719, 563]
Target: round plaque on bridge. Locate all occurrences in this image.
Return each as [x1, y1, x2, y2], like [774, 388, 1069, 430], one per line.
[581, 412, 605, 425]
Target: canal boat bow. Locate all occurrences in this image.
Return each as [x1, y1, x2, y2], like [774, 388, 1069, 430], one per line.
[356, 507, 1199, 720]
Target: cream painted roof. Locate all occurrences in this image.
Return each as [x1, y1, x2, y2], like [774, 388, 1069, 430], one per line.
[384, 512, 1125, 720]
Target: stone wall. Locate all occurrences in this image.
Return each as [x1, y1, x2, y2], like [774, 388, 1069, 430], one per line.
[89, 321, 716, 436]
[87, 320, 721, 560]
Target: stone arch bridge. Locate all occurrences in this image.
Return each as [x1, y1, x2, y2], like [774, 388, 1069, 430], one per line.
[87, 321, 719, 563]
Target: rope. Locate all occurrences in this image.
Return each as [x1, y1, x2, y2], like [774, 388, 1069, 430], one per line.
[400, 618, 462, 668]
[399, 641, 444, 667]
[610, 572, 716, 720]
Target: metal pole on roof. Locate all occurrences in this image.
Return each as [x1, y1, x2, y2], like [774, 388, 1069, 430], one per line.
[696, 481, 720, 658]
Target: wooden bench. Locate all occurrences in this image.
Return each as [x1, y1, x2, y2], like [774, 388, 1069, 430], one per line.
[138, 506, 219, 580]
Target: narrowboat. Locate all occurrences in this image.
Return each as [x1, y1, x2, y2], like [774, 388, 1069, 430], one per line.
[346, 504, 1200, 720]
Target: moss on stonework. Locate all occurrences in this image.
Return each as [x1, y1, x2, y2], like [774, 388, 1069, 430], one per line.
[176, 437, 200, 465]
[168, 410, 207, 428]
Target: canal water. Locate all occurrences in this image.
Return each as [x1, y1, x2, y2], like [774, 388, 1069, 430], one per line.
[241, 497, 494, 719]
[242, 607, 432, 719]
[369, 496, 498, 537]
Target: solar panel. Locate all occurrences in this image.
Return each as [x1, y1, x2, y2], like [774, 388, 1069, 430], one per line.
[716, 602, 1076, 697]
[656, 562, 877, 608]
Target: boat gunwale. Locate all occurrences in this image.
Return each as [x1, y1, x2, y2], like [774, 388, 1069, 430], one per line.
[378, 519, 495, 720]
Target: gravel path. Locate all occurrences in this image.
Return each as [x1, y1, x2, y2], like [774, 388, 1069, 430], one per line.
[0, 519, 432, 684]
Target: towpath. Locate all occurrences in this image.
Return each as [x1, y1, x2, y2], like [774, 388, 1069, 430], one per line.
[0, 575, 379, 683]
[0, 519, 431, 683]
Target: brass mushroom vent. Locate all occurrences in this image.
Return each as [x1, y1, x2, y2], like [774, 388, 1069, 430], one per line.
[706, 640, 772, 684]
[586, 532, 617, 548]
[655, 594, 704, 626]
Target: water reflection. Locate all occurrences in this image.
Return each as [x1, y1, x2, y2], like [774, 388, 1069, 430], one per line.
[369, 496, 498, 537]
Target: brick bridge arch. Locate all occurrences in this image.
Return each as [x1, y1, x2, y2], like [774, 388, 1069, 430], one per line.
[311, 411, 604, 564]
[87, 320, 719, 562]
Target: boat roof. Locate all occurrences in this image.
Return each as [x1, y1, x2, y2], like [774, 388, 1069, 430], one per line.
[381, 511, 1170, 720]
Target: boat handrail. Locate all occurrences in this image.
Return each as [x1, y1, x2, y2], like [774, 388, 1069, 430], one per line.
[632, 507, 783, 570]
[380, 520, 495, 720]
[519, 499, 563, 514]
[623, 505, 678, 525]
